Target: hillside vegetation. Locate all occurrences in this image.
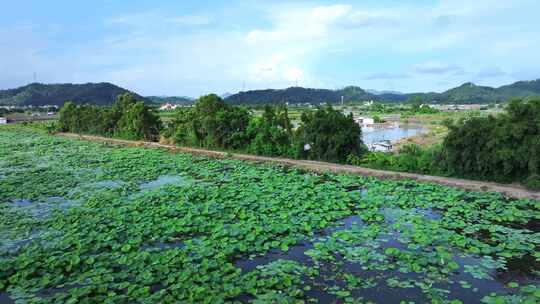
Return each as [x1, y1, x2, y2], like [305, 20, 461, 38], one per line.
[2, 79, 539, 107]
[0, 82, 148, 106]
[225, 79, 540, 105]
[225, 86, 373, 105]
[146, 96, 194, 105]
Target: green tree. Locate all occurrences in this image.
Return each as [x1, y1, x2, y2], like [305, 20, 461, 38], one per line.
[247, 105, 294, 156]
[192, 94, 229, 146]
[117, 101, 162, 141]
[443, 98, 540, 188]
[165, 94, 251, 149]
[58, 93, 162, 141]
[161, 107, 198, 146]
[58, 101, 77, 132]
[295, 106, 367, 163]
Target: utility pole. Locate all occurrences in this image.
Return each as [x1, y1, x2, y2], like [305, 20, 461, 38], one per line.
[33, 72, 37, 83]
[341, 96, 344, 106]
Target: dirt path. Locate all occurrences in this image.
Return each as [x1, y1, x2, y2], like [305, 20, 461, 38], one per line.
[57, 133, 540, 201]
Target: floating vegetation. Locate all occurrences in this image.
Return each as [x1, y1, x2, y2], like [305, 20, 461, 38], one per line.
[0, 126, 539, 303]
[139, 174, 195, 191]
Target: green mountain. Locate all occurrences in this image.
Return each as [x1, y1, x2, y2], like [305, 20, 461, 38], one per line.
[2, 79, 539, 107]
[225, 79, 540, 105]
[438, 82, 505, 104]
[0, 83, 149, 106]
[146, 96, 194, 105]
[225, 86, 377, 105]
[497, 79, 540, 99]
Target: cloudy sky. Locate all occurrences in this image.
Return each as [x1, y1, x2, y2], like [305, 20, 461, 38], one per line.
[1, 0, 539, 96]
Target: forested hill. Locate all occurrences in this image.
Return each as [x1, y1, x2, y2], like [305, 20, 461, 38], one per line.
[0, 83, 149, 106]
[146, 96, 194, 105]
[225, 86, 375, 105]
[225, 79, 540, 105]
[2, 79, 539, 106]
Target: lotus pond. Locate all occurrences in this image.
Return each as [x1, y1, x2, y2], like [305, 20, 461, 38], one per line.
[0, 126, 539, 304]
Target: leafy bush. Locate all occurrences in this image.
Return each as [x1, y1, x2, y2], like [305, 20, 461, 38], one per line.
[295, 106, 367, 163]
[163, 94, 250, 149]
[58, 93, 161, 141]
[164, 99, 367, 163]
[443, 98, 540, 188]
[524, 174, 540, 190]
[247, 105, 294, 157]
[373, 115, 385, 123]
[350, 144, 445, 175]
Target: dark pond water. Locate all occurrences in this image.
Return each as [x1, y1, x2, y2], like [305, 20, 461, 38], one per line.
[0, 292, 14, 304]
[233, 207, 538, 303]
[2, 175, 537, 303]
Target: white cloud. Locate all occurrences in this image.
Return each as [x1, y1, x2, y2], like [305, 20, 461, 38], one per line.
[246, 4, 351, 44]
[241, 5, 357, 88]
[413, 61, 464, 75]
[2, 1, 539, 95]
[283, 67, 303, 82]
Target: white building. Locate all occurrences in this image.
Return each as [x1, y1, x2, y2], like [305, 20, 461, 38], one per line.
[368, 140, 393, 152]
[0, 117, 7, 124]
[159, 103, 179, 111]
[354, 116, 374, 126]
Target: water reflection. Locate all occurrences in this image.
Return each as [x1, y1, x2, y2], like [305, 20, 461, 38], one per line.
[362, 125, 425, 151]
[233, 206, 538, 303]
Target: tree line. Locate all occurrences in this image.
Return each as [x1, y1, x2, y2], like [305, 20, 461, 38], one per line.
[58, 93, 161, 141]
[59, 93, 367, 163]
[160, 94, 366, 163]
[57, 93, 540, 189]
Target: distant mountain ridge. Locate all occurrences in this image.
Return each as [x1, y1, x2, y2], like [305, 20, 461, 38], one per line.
[226, 79, 540, 105]
[367, 89, 404, 95]
[0, 82, 149, 106]
[146, 96, 194, 105]
[225, 86, 374, 105]
[1, 79, 539, 107]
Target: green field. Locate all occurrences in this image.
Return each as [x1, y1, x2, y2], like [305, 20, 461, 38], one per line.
[0, 126, 539, 303]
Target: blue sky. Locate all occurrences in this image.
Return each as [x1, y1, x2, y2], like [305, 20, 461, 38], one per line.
[1, 0, 539, 97]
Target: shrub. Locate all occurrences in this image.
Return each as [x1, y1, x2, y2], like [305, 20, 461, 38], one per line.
[295, 106, 367, 163]
[351, 144, 444, 175]
[58, 93, 162, 141]
[524, 174, 540, 190]
[443, 98, 540, 184]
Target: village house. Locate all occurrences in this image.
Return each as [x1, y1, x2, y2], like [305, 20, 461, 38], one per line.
[368, 140, 393, 152]
[159, 103, 179, 111]
[354, 116, 375, 127]
[0, 117, 7, 124]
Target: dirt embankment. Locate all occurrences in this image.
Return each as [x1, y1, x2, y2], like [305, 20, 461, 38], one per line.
[57, 133, 540, 201]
